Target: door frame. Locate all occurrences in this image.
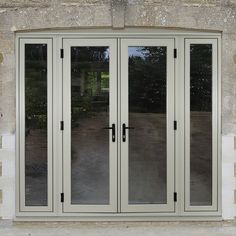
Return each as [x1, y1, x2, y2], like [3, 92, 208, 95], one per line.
[15, 29, 222, 219]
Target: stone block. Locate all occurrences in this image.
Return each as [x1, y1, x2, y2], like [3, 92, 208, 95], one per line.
[112, 0, 125, 28]
[1, 135, 15, 150]
[0, 0, 50, 8]
[0, 190, 2, 204]
[0, 81, 2, 97]
[235, 189, 236, 204]
[233, 54, 236, 64]
[0, 53, 3, 64]
[181, 0, 220, 7]
[61, 0, 110, 6]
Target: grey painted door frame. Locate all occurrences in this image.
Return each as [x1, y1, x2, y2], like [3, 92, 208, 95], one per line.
[15, 29, 222, 219]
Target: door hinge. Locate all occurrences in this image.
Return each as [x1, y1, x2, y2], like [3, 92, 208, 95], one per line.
[174, 120, 177, 130]
[60, 121, 64, 131]
[174, 192, 177, 202]
[60, 48, 64, 58]
[174, 48, 177, 58]
[61, 193, 64, 203]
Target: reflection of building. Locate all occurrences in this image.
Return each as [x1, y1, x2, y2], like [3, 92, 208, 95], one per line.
[71, 48, 110, 119]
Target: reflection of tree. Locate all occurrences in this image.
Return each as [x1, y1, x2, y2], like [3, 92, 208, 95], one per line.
[129, 46, 167, 113]
[129, 45, 212, 113]
[25, 44, 212, 132]
[190, 44, 212, 112]
[71, 47, 109, 68]
[25, 44, 47, 132]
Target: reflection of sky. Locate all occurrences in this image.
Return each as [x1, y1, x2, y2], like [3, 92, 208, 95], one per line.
[104, 48, 109, 59]
[128, 47, 145, 58]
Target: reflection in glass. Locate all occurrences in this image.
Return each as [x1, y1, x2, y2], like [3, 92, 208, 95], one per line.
[190, 44, 212, 206]
[71, 47, 110, 205]
[25, 44, 48, 206]
[128, 46, 167, 204]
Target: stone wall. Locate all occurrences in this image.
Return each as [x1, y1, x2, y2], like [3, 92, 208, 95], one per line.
[0, 0, 235, 219]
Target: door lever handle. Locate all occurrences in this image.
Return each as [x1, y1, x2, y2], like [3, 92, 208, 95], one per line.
[122, 123, 135, 142]
[103, 123, 115, 142]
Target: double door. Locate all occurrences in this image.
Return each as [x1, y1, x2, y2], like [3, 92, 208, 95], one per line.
[62, 38, 175, 213]
[18, 34, 219, 216]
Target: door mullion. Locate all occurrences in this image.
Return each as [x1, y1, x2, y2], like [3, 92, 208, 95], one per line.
[117, 38, 121, 213]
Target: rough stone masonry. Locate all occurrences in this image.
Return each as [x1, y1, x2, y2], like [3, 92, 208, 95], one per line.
[0, 0, 235, 219]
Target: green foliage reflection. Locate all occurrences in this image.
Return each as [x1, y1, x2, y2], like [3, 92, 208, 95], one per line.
[25, 44, 47, 133]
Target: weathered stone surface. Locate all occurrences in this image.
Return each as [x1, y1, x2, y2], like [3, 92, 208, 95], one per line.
[127, 0, 236, 6]
[0, 1, 234, 144]
[127, 0, 236, 7]
[125, 4, 236, 32]
[0, 1, 234, 138]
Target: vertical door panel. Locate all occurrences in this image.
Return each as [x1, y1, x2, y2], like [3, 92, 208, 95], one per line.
[19, 39, 53, 212]
[184, 39, 218, 211]
[63, 39, 117, 213]
[120, 39, 175, 212]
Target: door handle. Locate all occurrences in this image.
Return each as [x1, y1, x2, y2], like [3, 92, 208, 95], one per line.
[103, 123, 115, 142]
[122, 123, 135, 142]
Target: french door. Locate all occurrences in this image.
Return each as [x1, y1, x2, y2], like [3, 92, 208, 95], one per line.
[62, 39, 118, 212]
[120, 39, 175, 212]
[62, 38, 175, 213]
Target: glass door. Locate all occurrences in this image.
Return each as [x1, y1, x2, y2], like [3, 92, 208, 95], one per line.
[62, 39, 117, 213]
[120, 39, 175, 212]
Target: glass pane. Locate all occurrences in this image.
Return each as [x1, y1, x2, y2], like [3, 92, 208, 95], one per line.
[71, 47, 110, 205]
[25, 44, 48, 206]
[190, 44, 212, 206]
[128, 46, 167, 204]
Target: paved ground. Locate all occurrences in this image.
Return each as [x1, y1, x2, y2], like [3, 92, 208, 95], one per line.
[0, 221, 235, 236]
[25, 112, 212, 206]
